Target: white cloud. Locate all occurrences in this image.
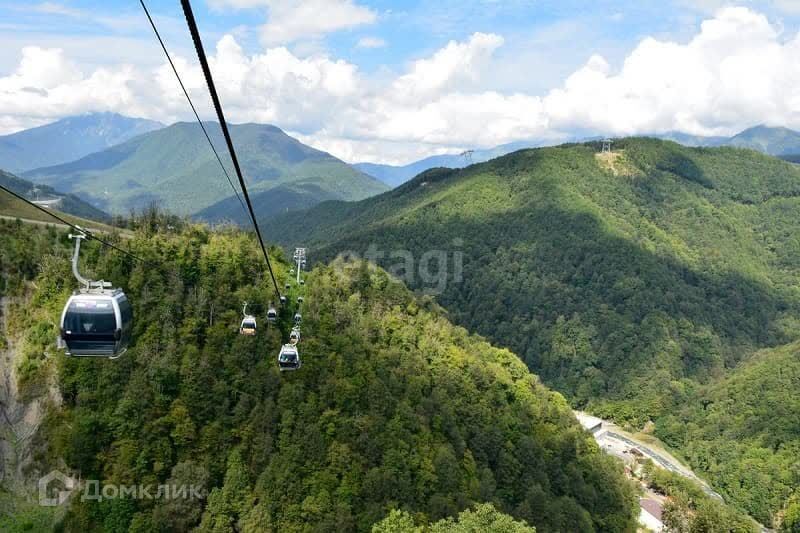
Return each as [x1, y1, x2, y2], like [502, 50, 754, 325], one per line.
[677, 0, 800, 15]
[30, 2, 83, 17]
[356, 36, 386, 49]
[2, 7, 800, 165]
[542, 7, 800, 136]
[209, 0, 377, 45]
[391, 33, 504, 98]
[263, 0, 376, 44]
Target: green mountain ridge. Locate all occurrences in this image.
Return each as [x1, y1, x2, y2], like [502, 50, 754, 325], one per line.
[195, 181, 342, 226]
[727, 125, 800, 156]
[23, 121, 388, 217]
[262, 138, 800, 525]
[1, 222, 637, 532]
[355, 126, 800, 188]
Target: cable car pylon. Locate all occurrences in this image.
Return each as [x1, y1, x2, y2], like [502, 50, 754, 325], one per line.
[293, 248, 306, 284]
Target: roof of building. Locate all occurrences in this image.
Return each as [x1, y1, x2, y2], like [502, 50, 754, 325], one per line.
[640, 498, 663, 521]
[575, 412, 603, 431]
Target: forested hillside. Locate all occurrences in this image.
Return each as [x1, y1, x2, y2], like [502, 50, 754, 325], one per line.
[262, 138, 800, 525]
[23, 122, 387, 217]
[0, 221, 636, 532]
[658, 342, 800, 525]
[0, 170, 111, 222]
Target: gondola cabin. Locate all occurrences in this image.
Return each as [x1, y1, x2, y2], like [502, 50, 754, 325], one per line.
[60, 290, 132, 358]
[240, 315, 257, 335]
[278, 344, 301, 371]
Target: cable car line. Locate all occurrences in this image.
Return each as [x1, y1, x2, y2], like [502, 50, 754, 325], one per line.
[138, 0, 247, 219]
[0, 183, 143, 263]
[180, 0, 282, 303]
[2, 168, 302, 364]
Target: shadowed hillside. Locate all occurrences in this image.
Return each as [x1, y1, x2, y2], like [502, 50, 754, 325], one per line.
[262, 138, 800, 524]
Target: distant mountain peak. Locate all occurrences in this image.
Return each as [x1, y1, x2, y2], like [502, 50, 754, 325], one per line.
[727, 124, 800, 155]
[0, 112, 164, 173]
[22, 121, 387, 218]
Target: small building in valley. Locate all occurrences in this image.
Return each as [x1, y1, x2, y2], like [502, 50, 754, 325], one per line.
[639, 498, 664, 532]
[575, 412, 603, 434]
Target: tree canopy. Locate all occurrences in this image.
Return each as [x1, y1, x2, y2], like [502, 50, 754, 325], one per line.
[1, 220, 637, 532]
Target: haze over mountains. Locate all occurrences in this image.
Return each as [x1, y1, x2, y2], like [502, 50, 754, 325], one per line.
[0, 112, 162, 173]
[264, 138, 800, 525]
[354, 141, 542, 188]
[23, 121, 387, 217]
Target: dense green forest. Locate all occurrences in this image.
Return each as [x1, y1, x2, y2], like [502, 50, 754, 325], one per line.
[262, 138, 800, 525]
[657, 342, 800, 525]
[0, 219, 637, 532]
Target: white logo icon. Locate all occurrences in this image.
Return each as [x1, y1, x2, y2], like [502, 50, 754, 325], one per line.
[38, 470, 77, 507]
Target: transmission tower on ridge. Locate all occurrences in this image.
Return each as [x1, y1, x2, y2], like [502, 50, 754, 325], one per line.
[601, 138, 613, 153]
[460, 150, 474, 165]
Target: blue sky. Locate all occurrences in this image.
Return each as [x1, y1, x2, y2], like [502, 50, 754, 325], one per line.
[5, 1, 789, 81]
[1, 1, 800, 163]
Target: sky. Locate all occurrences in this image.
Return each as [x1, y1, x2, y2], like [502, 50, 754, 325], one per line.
[1, 1, 800, 164]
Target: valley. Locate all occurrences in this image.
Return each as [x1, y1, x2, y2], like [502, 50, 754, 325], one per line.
[263, 138, 800, 526]
[2, 1, 800, 530]
[1, 132, 797, 531]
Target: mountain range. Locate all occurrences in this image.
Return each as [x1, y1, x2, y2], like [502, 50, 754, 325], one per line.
[354, 140, 542, 187]
[4, 120, 797, 529]
[0, 112, 162, 173]
[4, 113, 800, 225]
[263, 138, 800, 525]
[23, 121, 387, 217]
[356, 125, 800, 187]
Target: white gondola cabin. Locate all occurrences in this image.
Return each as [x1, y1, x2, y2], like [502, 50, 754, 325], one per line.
[278, 344, 301, 371]
[60, 290, 132, 358]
